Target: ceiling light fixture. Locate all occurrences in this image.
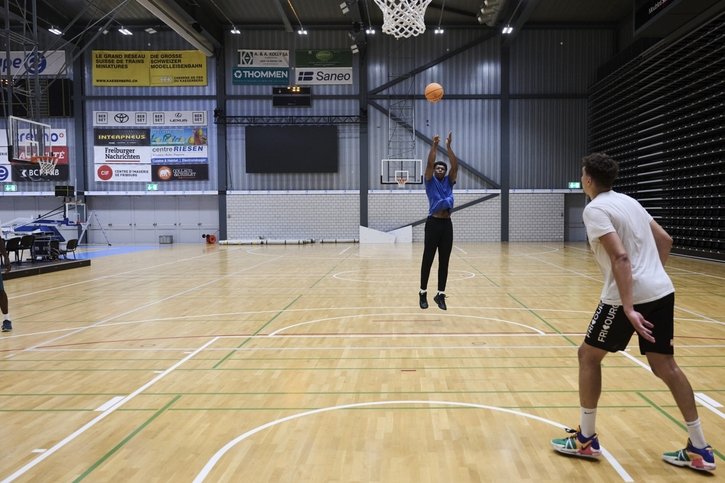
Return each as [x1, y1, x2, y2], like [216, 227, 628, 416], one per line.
[230, 26, 241, 34]
[48, 26, 63, 35]
[145, 27, 157, 34]
[118, 27, 133, 35]
[502, 25, 513, 34]
[340, 1, 350, 14]
[365, 27, 376, 34]
[434, 0, 446, 36]
[288, 0, 309, 36]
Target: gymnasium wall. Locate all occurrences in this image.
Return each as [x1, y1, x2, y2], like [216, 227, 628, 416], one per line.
[2, 25, 613, 243]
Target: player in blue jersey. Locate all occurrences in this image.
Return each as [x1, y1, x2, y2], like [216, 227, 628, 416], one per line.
[419, 132, 458, 310]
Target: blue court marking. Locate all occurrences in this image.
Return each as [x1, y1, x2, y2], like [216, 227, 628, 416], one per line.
[74, 245, 162, 260]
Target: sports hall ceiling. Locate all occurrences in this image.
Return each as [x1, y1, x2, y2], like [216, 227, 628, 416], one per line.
[2, 0, 722, 53]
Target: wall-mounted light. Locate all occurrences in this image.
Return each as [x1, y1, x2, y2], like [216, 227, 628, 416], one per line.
[230, 26, 241, 34]
[48, 26, 63, 35]
[118, 27, 133, 35]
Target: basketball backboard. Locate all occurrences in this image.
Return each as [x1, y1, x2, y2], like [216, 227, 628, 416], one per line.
[7, 115, 52, 161]
[381, 158, 423, 185]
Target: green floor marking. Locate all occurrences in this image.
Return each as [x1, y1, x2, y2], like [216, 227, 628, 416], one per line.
[213, 251, 352, 369]
[73, 395, 182, 482]
[508, 293, 578, 346]
[212, 295, 302, 369]
[456, 256, 499, 287]
[638, 392, 725, 461]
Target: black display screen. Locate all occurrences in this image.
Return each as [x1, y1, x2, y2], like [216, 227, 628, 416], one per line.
[245, 126, 338, 173]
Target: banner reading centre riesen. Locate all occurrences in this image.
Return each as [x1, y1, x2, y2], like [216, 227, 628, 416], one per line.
[93, 110, 208, 182]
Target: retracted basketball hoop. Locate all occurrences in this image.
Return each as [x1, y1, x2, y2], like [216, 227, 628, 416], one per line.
[373, 0, 433, 39]
[31, 155, 59, 177]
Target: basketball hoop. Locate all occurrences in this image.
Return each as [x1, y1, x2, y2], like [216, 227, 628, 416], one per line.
[373, 0, 433, 39]
[395, 170, 409, 188]
[31, 155, 59, 176]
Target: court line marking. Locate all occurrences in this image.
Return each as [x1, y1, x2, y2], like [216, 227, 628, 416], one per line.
[4, 255, 284, 358]
[667, 266, 725, 281]
[0, 338, 218, 483]
[694, 392, 722, 408]
[192, 400, 633, 483]
[694, 394, 725, 419]
[332, 269, 476, 282]
[95, 396, 124, 412]
[619, 352, 725, 420]
[268, 313, 546, 336]
[6, 248, 240, 301]
[675, 306, 725, 325]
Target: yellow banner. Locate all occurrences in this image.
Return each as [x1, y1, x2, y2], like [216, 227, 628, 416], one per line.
[92, 50, 207, 86]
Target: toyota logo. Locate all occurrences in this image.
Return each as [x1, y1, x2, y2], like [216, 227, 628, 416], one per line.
[114, 113, 130, 123]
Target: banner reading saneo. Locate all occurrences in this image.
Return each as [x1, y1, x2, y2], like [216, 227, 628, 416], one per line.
[92, 50, 207, 86]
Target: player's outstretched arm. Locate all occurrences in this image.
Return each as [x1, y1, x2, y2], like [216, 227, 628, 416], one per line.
[446, 131, 458, 184]
[425, 135, 440, 181]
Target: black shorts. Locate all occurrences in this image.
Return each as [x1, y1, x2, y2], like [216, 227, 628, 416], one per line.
[584, 292, 675, 355]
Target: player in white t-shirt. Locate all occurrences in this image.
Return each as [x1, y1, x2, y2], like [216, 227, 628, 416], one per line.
[551, 153, 716, 472]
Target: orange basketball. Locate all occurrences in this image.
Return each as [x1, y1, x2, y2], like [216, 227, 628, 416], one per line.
[424, 82, 444, 103]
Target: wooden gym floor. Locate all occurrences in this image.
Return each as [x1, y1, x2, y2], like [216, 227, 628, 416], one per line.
[1, 242, 723, 482]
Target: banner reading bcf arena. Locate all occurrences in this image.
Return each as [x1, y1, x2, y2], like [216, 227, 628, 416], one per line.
[93, 110, 208, 182]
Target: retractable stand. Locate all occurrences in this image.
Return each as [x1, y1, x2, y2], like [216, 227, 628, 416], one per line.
[80, 210, 112, 246]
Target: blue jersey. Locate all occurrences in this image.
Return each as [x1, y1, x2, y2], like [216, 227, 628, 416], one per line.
[425, 175, 455, 215]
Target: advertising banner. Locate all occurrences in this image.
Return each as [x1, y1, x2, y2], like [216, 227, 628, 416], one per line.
[294, 67, 353, 85]
[93, 110, 207, 127]
[0, 50, 67, 76]
[233, 49, 289, 85]
[295, 50, 352, 67]
[0, 128, 69, 182]
[151, 163, 209, 181]
[95, 164, 151, 182]
[92, 110, 209, 181]
[92, 50, 207, 86]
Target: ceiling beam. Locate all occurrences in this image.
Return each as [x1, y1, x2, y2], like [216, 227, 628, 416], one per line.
[503, 0, 542, 41]
[272, 0, 294, 33]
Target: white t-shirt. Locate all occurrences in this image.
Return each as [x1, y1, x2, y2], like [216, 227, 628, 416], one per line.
[583, 190, 674, 305]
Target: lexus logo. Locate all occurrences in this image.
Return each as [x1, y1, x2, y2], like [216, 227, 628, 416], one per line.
[114, 113, 130, 123]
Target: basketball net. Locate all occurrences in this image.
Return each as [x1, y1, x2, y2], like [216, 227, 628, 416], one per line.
[32, 156, 59, 176]
[395, 171, 408, 188]
[373, 0, 433, 39]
